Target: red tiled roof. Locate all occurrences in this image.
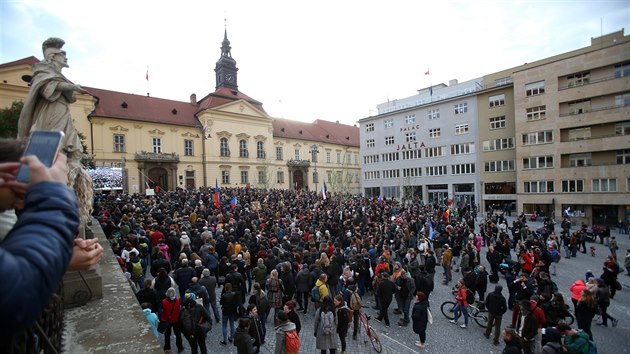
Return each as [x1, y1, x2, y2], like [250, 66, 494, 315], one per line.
[85, 87, 201, 127]
[0, 56, 39, 69]
[272, 118, 359, 147]
[197, 87, 266, 113]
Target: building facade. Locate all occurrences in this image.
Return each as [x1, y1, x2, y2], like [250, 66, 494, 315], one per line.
[360, 78, 482, 205]
[362, 30, 630, 224]
[512, 30, 630, 225]
[0, 31, 360, 195]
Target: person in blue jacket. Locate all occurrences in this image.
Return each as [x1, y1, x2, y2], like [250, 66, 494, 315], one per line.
[0, 153, 79, 341]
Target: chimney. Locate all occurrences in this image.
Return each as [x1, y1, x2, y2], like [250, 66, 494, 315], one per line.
[190, 93, 197, 105]
[449, 79, 458, 86]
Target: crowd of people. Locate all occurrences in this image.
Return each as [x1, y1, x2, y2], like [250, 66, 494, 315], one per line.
[91, 186, 625, 354]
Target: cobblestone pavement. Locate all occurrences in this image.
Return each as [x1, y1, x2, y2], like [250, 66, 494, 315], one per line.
[158, 216, 630, 353]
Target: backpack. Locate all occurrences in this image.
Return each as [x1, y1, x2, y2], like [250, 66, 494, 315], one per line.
[311, 285, 321, 302]
[131, 260, 143, 279]
[350, 291, 362, 311]
[551, 249, 561, 262]
[576, 330, 597, 354]
[345, 307, 353, 323]
[179, 307, 195, 335]
[268, 279, 280, 293]
[138, 242, 149, 258]
[320, 311, 334, 335]
[466, 289, 475, 305]
[285, 328, 301, 353]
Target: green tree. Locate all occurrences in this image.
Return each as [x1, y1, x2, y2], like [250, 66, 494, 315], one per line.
[0, 101, 22, 138]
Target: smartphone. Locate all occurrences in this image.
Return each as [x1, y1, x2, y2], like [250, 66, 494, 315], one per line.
[15, 130, 65, 183]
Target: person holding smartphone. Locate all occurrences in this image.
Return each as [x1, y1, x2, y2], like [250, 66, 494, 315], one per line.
[0, 153, 79, 342]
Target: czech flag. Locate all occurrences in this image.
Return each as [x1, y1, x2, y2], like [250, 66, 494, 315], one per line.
[145, 181, 151, 189]
[321, 182, 328, 200]
[230, 196, 238, 209]
[214, 178, 220, 208]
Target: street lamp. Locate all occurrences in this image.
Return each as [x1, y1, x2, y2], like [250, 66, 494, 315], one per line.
[196, 125, 210, 188]
[309, 144, 320, 192]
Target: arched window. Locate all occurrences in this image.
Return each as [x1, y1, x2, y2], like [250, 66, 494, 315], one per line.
[257, 141, 265, 158]
[239, 139, 248, 158]
[220, 138, 230, 156]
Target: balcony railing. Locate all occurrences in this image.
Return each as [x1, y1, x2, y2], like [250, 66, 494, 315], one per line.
[134, 151, 179, 162]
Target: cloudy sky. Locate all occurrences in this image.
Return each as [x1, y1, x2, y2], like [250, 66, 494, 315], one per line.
[1, 0, 628, 126]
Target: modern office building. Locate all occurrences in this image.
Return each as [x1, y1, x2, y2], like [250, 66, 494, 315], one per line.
[360, 78, 482, 205]
[0, 31, 361, 194]
[361, 30, 630, 225]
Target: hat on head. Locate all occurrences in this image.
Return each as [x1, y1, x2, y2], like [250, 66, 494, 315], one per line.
[543, 327, 562, 342]
[494, 285, 503, 293]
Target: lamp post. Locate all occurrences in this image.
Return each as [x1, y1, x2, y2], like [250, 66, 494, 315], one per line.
[197, 125, 210, 188]
[309, 144, 320, 192]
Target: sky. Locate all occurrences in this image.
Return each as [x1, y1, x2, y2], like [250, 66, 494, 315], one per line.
[1, 0, 629, 126]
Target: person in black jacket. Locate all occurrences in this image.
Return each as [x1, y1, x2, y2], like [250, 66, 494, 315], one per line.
[334, 295, 350, 354]
[136, 279, 160, 313]
[411, 291, 429, 349]
[180, 295, 212, 354]
[283, 300, 302, 334]
[502, 328, 523, 354]
[226, 264, 246, 304]
[174, 259, 196, 298]
[484, 285, 508, 345]
[246, 304, 264, 352]
[234, 317, 256, 354]
[475, 265, 489, 308]
[375, 272, 396, 327]
[220, 283, 239, 345]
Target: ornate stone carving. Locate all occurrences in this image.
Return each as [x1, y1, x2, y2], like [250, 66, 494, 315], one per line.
[286, 159, 311, 167]
[134, 151, 179, 162]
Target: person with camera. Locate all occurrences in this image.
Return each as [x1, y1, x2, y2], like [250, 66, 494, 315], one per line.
[0, 154, 77, 341]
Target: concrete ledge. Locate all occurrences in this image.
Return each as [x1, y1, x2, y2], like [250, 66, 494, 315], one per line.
[63, 219, 162, 353]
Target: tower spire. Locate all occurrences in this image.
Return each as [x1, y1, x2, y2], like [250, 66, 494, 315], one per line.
[214, 25, 238, 90]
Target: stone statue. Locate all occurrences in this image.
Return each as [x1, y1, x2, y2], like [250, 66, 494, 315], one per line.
[17, 37, 93, 228]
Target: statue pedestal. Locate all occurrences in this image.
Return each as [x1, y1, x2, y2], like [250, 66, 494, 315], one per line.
[63, 268, 103, 307]
[62, 221, 105, 308]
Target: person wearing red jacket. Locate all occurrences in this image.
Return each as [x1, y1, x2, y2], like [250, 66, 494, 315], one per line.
[161, 287, 183, 353]
[449, 279, 470, 328]
[569, 279, 587, 312]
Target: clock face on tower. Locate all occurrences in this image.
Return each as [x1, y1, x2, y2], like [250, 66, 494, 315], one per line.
[225, 73, 234, 83]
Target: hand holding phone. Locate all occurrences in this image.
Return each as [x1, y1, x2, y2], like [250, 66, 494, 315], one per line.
[16, 131, 65, 183]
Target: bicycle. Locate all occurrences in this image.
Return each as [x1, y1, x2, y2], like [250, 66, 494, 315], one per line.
[358, 311, 382, 353]
[440, 300, 489, 328]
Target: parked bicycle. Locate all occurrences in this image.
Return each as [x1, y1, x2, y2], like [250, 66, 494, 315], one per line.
[440, 299, 489, 328]
[358, 311, 382, 353]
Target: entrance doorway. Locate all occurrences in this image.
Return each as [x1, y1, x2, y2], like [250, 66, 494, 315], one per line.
[148, 167, 168, 190]
[293, 170, 304, 190]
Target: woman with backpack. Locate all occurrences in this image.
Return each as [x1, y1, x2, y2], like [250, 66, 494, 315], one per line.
[314, 296, 339, 354]
[274, 311, 299, 354]
[179, 294, 212, 354]
[266, 269, 285, 324]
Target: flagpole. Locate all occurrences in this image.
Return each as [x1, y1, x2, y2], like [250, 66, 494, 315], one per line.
[146, 65, 150, 97]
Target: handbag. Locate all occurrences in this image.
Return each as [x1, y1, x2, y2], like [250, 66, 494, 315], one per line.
[197, 316, 211, 334]
[427, 308, 433, 325]
[614, 279, 622, 291]
[157, 321, 169, 334]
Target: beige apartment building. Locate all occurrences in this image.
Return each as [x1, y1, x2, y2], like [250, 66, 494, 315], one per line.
[0, 32, 360, 195]
[512, 30, 630, 225]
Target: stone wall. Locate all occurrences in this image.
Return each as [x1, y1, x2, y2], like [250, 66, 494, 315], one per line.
[63, 220, 162, 353]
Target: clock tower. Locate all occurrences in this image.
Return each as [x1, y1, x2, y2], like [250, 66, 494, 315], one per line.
[214, 29, 238, 90]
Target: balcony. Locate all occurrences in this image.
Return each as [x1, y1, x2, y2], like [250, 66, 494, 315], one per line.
[286, 159, 311, 167]
[134, 151, 179, 162]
